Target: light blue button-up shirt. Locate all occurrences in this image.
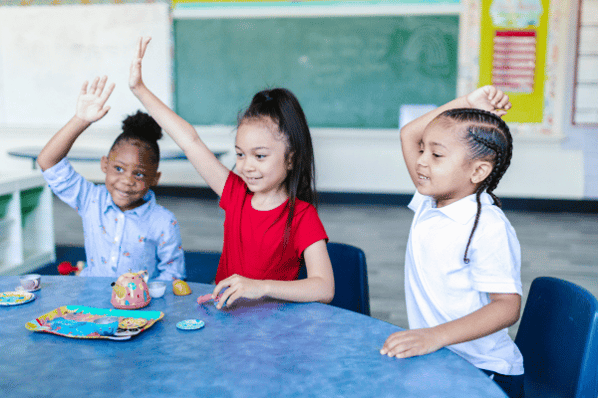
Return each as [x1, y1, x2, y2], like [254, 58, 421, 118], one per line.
[43, 158, 185, 281]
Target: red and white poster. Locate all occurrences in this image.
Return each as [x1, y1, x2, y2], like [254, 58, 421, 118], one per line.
[492, 30, 536, 93]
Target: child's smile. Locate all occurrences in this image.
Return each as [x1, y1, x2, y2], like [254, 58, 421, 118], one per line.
[235, 119, 290, 210]
[101, 140, 160, 212]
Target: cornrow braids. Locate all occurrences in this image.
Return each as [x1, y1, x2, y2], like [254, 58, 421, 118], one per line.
[440, 108, 513, 264]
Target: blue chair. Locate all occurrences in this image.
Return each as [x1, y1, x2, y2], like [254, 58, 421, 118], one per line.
[298, 242, 370, 316]
[514, 277, 598, 398]
[34, 245, 87, 275]
[184, 251, 220, 284]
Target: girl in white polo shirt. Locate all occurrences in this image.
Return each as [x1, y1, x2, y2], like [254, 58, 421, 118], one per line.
[380, 86, 524, 398]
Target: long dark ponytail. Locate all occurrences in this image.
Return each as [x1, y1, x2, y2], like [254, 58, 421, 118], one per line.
[440, 108, 513, 263]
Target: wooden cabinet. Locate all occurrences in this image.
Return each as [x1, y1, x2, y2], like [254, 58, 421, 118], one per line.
[0, 172, 55, 275]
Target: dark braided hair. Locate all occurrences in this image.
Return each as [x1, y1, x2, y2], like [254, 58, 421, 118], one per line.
[109, 110, 162, 165]
[238, 88, 317, 247]
[440, 108, 513, 264]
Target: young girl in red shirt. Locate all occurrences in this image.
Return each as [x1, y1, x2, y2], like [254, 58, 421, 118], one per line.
[129, 37, 334, 308]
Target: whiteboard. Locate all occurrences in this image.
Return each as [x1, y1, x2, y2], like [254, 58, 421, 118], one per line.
[0, 3, 171, 128]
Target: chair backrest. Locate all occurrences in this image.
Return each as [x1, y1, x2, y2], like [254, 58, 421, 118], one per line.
[514, 277, 598, 398]
[184, 251, 221, 284]
[298, 242, 370, 316]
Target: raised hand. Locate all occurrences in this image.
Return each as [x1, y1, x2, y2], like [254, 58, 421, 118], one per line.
[75, 76, 115, 123]
[465, 85, 511, 117]
[129, 36, 152, 91]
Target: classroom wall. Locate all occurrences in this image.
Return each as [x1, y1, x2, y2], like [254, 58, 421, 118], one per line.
[561, 0, 598, 198]
[0, 0, 593, 200]
[459, 0, 590, 199]
[0, 2, 171, 126]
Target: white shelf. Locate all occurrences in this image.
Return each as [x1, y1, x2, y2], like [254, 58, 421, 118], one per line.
[0, 172, 55, 276]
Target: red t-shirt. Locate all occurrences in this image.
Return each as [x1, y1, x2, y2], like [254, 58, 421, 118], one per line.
[215, 172, 328, 283]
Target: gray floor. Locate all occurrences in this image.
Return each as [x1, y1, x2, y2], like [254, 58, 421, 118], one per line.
[52, 195, 598, 338]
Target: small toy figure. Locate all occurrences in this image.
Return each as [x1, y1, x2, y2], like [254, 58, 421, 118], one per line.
[57, 261, 86, 276]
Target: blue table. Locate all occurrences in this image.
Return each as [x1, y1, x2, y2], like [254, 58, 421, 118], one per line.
[0, 276, 506, 397]
[8, 146, 227, 169]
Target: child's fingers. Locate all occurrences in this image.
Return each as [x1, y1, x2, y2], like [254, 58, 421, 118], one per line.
[390, 346, 419, 359]
[88, 76, 100, 94]
[132, 37, 142, 64]
[99, 82, 116, 103]
[380, 331, 403, 354]
[134, 36, 150, 60]
[139, 36, 151, 59]
[222, 290, 242, 308]
[496, 94, 510, 110]
[384, 336, 420, 357]
[212, 282, 226, 298]
[212, 278, 232, 298]
[492, 88, 506, 106]
[95, 76, 108, 96]
[381, 339, 403, 357]
[216, 287, 235, 309]
[80, 80, 89, 96]
[383, 337, 416, 358]
[98, 105, 111, 118]
[484, 85, 497, 102]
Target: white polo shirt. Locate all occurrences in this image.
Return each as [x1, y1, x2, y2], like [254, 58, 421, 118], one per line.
[405, 191, 524, 375]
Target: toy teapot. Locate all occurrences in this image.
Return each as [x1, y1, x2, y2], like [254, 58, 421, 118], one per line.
[110, 270, 151, 309]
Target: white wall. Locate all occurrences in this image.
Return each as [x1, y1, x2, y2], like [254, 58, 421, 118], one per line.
[1, 124, 584, 199]
[0, 3, 171, 127]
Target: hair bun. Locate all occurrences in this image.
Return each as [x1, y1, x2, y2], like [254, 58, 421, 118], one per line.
[121, 110, 162, 142]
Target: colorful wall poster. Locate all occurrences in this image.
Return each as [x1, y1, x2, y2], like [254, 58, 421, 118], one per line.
[479, 0, 549, 123]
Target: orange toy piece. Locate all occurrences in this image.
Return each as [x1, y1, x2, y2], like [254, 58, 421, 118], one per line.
[173, 279, 192, 296]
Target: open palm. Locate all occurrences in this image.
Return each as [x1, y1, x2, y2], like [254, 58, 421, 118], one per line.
[76, 76, 115, 122]
[129, 36, 151, 90]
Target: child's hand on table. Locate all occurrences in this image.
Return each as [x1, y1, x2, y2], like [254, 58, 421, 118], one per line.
[212, 274, 267, 309]
[465, 85, 511, 117]
[76, 76, 115, 123]
[380, 327, 443, 359]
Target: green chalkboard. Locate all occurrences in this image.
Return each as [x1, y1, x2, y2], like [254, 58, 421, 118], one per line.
[174, 15, 458, 128]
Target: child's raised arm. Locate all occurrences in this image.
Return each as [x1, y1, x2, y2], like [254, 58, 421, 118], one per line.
[400, 86, 511, 188]
[129, 37, 230, 197]
[37, 76, 115, 171]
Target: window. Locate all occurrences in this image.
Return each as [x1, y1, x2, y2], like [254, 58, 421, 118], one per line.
[573, 0, 598, 125]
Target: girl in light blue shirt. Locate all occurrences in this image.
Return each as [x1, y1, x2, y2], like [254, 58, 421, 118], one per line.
[38, 76, 185, 281]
